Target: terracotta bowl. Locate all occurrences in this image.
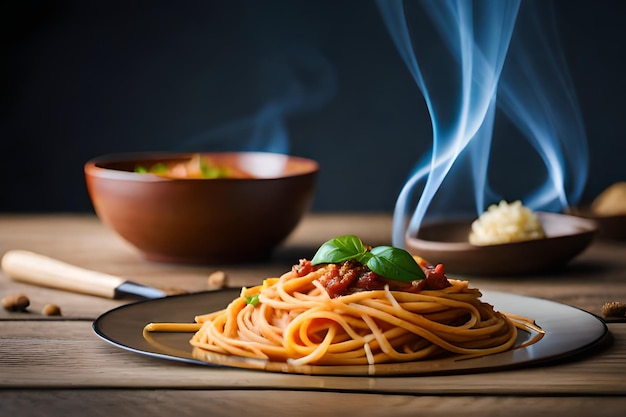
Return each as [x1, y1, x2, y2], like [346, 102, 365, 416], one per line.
[84, 152, 319, 264]
[405, 212, 597, 276]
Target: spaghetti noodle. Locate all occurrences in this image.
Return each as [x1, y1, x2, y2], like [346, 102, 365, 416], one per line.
[145, 249, 544, 366]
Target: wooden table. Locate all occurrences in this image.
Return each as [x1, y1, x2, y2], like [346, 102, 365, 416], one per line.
[1, 213, 625, 417]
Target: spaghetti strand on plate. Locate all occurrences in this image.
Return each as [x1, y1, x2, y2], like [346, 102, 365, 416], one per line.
[145, 236, 542, 366]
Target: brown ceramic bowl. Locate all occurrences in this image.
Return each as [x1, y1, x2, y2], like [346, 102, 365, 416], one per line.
[569, 207, 626, 241]
[84, 152, 319, 264]
[405, 212, 597, 276]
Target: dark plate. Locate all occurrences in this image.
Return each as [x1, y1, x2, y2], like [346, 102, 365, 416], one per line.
[405, 212, 597, 276]
[93, 288, 608, 376]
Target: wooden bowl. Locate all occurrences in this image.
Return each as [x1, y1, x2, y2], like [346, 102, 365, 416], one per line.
[405, 212, 597, 276]
[84, 152, 319, 264]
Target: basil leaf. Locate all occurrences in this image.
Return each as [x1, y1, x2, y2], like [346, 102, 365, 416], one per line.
[366, 246, 426, 282]
[311, 235, 367, 265]
[200, 159, 230, 178]
[149, 162, 168, 174]
[245, 294, 259, 307]
[310, 235, 426, 283]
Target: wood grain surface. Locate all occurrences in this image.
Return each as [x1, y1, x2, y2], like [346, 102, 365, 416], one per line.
[1, 214, 626, 416]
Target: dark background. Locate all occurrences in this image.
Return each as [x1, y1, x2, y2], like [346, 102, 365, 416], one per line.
[1, 0, 625, 213]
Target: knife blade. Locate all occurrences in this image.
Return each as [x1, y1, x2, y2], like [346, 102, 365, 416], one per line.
[1, 250, 168, 299]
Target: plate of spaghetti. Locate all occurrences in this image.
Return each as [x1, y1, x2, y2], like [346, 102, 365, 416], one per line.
[93, 235, 608, 376]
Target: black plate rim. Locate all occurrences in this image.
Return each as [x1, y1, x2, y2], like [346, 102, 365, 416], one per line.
[92, 288, 609, 376]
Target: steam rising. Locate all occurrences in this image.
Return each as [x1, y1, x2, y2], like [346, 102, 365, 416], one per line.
[377, 0, 588, 247]
[180, 45, 337, 155]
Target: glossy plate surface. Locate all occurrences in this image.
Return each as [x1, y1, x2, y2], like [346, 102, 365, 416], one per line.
[405, 212, 597, 276]
[93, 288, 608, 376]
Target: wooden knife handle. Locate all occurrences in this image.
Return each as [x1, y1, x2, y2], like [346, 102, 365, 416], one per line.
[1, 250, 125, 298]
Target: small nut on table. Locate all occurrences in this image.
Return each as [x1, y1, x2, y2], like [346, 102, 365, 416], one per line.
[208, 270, 228, 289]
[601, 301, 626, 317]
[42, 303, 62, 316]
[2, 293, 30, 312]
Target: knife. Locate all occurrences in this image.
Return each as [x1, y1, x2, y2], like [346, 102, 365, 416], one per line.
[1, 250, 169, 299]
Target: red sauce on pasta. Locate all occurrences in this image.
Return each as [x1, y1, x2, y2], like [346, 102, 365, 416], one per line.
[294, 258, 451, 298]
